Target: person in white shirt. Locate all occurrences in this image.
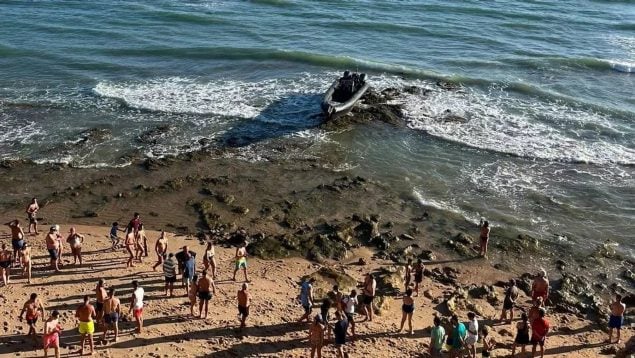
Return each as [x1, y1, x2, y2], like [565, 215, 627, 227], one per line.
[129, 280, 145, 333]
[465, 311, 479, 358]
[341, 289, 358, 339]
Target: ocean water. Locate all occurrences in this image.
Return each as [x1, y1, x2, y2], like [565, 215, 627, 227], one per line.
[0, 0, 633, 254]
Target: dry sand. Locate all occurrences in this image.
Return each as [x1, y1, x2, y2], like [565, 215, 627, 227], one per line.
[0, 225, 631, 357]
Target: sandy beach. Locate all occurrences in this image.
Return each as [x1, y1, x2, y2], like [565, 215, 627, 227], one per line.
[0, 223, 632, 358]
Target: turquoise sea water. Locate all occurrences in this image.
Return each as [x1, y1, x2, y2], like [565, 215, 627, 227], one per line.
[0, 1, 633, 254]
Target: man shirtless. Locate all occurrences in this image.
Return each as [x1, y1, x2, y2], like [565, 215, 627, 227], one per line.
[75, 295, 96, 356]
[19, 244, 32, 283]
[66, 227, 85, 265]
[361, 272, 377, 322]
[607, 294, 626, 344]
[5, 219, 25, 266]
[232, 241, 249, 282]
[0, 244, 11, 285]
[531, 270, 549, 305]
[124, 226, 136, 268]
[198, 270, 217, 319]
[237, 283, 251, 330]
[19, 293, 46, 344]
[95, 279, 107, 326]
[152, 231, 169, 271]
[45, 226, 62, 272]
[25, 198, 39, 235]
[102, 288, 121, 343]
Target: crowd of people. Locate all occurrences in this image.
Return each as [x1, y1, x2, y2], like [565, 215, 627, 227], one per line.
[0, 199, 629, 358]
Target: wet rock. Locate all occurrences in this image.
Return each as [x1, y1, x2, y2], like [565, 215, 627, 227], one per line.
[556, 259, 567, 271]
[137, 124, 174, 145]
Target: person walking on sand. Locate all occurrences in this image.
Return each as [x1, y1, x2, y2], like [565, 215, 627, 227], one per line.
[124, 225, 136, 268]
[163, 253, 178, 297]
[95, 279, 107, 326]
[152, 230, 168, 271]
[109, 222, 124, 250]
[398, 288, 415, 334]
[188, 273, 199, 317]
[341, 289, 358, 339]
[5, 219, 25, 266]
[413, 259, 424, 297]
[531, 308, 549, 358]
[0, 244, 12, 285]
[479, 219, 490, 258]
[66, 227, 85, 265]
[19, 293, 46, 344]
[511, 312, 530, 357]
[75, 295, 96, 356]
[500, 279, 519, 324]
[25, 198, 39, 235]
[102, 288, 121, 343]
[129, 280, 145, 333]
[333, 311, 349, 358]
[232, 241, 249, 282]
[531, 269, 549, 305]
[197, 270, 216, 319]
[128, 212, 141, 237]
[450, 314, 467, 358]
[607, 294, 626, 344]
[429, 316, 446, 357]
[465, 312, 479, 358]
[203, 241, 217, 279]
[45, 226, 62, 272]
[298, 277, 316, 323]
[404, 258, 413, 292]
[237, 282, 251, 330]
[134, 225, 146, 262]
[43, 310, 62, 358]
[309, 314, 325, 358]
[19, 243, 32, 283]
[182, 251, 196, 294]
[361, 272, 376, 322]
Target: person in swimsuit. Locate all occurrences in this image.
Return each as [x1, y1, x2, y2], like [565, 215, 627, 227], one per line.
[531, 308, 549, 358]
[308, 314, 325, 358]
[398, 288, 415, 334]
[95, 279, 107, 326]
[5, 219, 25, 267]
[128, 212, 141, 237]
[481, 325, 496, 357]
[43, 310, 62, 358]
[134, 224, 148, 262]
[361, 272, 376, 322]
[129, 280, 144, 333]
[19, 293, 46, 344]
[404, 258, 413, 292]
[413, 259, 424, 297]
[19, 243, 32, 283]
[237, 282, 251, 330]
[45, 225, 62, 272]
[109, 222, 123, 250]
[203, 241, 217, 279]
[341, 289, 358, 339]
[152, 230, 169, 271]
[479, 219, 490, 258]
[66, 227, 85, 265]
[0, 243, 12, 286]
[333, 311, 349, 358]
[188, 273, 199, 317]
[298, 277, 315, 323]
[320, 298, 333, 340]
[25, 198, 39, 235]
[607, 294, 626, 344]
[102, 288, 121, 343]
[500, 279, 519, 324]
[124, 225, 136, 268]
[197, 270, 216, 319]
[528, 296, 544, 324]
[531, 269, 549, 305]
[163, 253, 178, 297]
[511, 312, 530, 357]
[75, 295, 96, 356]
[232, 241, 249, 282]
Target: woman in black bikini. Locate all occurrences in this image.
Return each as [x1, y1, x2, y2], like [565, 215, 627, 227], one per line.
[413, 259, 424, 297]
[0, 243, 12, 285]
[398, 288, 415, 334]
[512, 312, 530, 357]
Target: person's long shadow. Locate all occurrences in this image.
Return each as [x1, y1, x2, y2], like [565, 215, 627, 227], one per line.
[217, 94, 323, 148]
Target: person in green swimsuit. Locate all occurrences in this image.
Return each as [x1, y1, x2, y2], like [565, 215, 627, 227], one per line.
[232, 241, 249, 282]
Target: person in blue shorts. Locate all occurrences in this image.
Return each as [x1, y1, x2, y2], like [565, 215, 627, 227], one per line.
[333, 311, 349, 358]
[607, 294, 626, 344]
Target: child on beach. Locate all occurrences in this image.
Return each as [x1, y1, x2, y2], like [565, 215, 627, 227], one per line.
[109, 222, 123, 250]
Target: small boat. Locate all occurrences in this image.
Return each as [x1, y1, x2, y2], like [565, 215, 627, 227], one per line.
[321, 71, 370, 120]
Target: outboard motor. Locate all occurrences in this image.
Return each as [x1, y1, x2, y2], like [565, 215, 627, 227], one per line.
[343, 70, 351, 79]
